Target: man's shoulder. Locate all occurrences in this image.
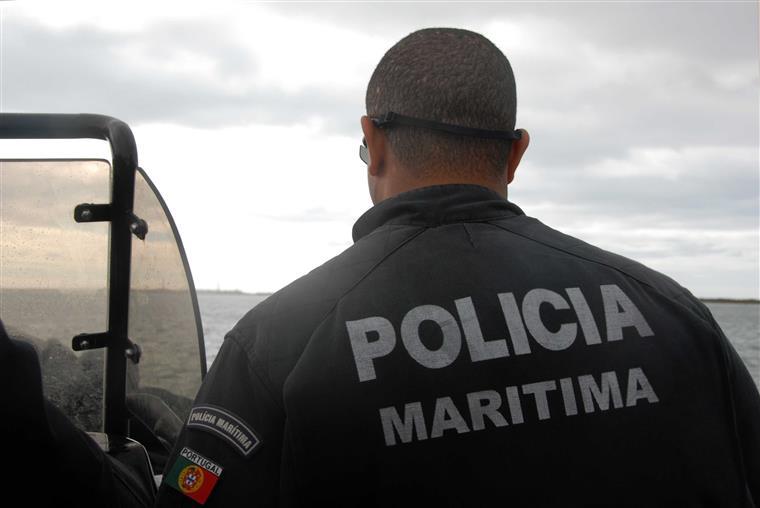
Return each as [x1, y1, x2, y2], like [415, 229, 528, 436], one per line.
[494, 214, 713, 323]
[224, 223, 424, 386]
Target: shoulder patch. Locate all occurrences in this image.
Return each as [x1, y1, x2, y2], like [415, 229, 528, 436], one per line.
[165, 447, 222, 505]
[187, 404, 262, 457]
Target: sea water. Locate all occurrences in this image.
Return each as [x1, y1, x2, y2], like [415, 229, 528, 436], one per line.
[198, 292, 760, 388]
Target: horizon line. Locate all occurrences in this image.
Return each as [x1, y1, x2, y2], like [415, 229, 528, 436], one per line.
[194, 288, 760, 304]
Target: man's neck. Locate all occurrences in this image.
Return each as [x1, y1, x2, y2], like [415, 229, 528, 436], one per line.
[375, 171, 507, 204]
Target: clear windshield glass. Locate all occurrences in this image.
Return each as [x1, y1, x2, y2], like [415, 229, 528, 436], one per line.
[0, 159, 110, 431]
[127, 169, 204, 428]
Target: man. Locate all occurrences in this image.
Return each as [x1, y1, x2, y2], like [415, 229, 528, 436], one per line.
[157, 28, 759, 507]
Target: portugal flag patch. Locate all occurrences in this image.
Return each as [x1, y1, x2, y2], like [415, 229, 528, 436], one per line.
[165, 447, 223, 505]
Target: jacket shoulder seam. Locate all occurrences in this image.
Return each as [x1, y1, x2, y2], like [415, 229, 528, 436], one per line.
[487, 219, 715, 327]
[281, 227, 427, 387]
[226, 331, 285, 412]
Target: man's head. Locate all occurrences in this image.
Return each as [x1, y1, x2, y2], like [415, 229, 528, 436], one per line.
[362, 28, 529, 203]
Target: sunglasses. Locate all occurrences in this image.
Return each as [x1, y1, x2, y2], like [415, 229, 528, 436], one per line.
[359, 111, 521, 164]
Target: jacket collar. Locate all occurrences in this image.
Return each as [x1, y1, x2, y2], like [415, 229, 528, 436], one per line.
[352, 184, 525, 242]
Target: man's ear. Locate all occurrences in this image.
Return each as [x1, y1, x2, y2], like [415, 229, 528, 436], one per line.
[506, 128, 530, 184]
[361, 116, 386, 176]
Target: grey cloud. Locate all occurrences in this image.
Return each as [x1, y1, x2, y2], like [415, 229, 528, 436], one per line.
[270, 2, 757, 60]
[4, 5, 755, 155]
[512, 148, 760, 210]
[271, 3, 758, 158]
[3, 18, 361, 132]
[514, 148, 759, 229]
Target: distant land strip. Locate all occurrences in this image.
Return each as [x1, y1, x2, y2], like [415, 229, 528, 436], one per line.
[196, 289, 758, 305]
[700, 298, 760, 305]
[197, 289, 273, 297]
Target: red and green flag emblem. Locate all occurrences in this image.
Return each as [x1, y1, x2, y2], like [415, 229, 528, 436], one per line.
[165, 447, 223, 505]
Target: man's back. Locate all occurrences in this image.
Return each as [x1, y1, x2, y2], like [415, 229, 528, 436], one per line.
[172, 185, 756, 506]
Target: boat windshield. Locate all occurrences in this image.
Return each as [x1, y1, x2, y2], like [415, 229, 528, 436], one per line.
[127, 168, 204, 424]
[0, 159, 204, 436]
[0, 159, 110, 431]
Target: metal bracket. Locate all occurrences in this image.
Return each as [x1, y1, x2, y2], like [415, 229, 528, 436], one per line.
[75, 203, 112, 223]
[73, 332, 109, 351]
[73, 333, 142, 365]
[128, 213, 148, 240]
[125, 340, 142, 364]
[75, 205, 148, 240]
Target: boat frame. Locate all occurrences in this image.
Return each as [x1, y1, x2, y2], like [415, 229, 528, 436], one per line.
[0, 113, 206, 437]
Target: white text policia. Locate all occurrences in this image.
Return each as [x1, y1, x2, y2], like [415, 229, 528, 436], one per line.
[345, 284, 660, 446]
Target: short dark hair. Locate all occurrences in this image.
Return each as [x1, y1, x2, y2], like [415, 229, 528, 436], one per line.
[366, 28, 517, 177]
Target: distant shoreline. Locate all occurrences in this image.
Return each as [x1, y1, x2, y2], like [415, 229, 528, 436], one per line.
[196, 289, 758, 305]
[700, 298, 760, 305]
[196, 289, 273, 297]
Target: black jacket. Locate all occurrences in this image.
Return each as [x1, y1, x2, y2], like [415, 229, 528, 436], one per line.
[157, 184, 759, 507]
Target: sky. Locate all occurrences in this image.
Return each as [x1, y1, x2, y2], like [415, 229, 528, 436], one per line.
[0, 1, 758, 298]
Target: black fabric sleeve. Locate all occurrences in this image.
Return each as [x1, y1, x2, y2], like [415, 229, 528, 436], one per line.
[723, 329, 760, 505]
[706, 313, 760, 506]
[155, 334, 284, 507]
